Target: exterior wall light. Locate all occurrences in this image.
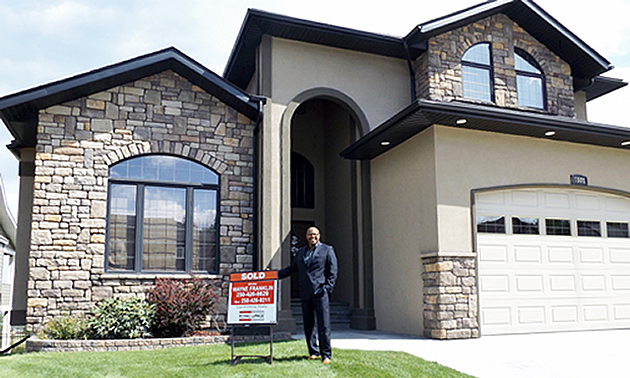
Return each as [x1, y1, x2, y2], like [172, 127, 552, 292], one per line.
[622, 141, 630, 146]
[545, 130, 556, 136]
[456, 118, 467, 125]
[380, 140, 391, 146]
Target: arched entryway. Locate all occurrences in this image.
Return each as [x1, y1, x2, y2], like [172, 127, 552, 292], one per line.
[286, 91, 375, 329]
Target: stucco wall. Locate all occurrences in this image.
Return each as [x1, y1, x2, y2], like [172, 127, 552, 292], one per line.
[370, 128, 437, 335]
[270, 37, 411, 130]
[26, 70, 256, 331]
[433, 125, 630, 254]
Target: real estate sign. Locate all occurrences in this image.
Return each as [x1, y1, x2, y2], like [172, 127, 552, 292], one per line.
[227, 271, 278, 325]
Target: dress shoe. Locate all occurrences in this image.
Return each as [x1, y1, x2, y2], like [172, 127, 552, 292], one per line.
[308, 355, 320, 360]
[322, 358, 331, 365]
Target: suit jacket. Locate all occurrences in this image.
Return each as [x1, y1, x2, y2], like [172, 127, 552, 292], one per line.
[279, 242, 338, 300]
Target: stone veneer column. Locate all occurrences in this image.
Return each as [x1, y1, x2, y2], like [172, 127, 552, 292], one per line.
[421, 252, 479, 339]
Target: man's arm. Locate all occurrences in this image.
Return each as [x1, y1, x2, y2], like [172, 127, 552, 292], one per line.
[278, 256, 297, 279]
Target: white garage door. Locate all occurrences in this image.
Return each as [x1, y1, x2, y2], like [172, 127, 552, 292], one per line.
[476, 188, 630, 335]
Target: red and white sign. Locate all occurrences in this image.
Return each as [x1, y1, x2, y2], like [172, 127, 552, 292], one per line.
[227, 271, 278, 325]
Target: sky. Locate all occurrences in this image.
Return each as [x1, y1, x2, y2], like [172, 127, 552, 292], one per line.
[0, 0, 629, 219]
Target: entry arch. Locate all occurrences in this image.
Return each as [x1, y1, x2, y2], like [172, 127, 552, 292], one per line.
[281, 87, 375, 330]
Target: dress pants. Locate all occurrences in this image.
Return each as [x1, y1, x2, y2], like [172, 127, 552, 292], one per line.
[301, 290, 332, 359]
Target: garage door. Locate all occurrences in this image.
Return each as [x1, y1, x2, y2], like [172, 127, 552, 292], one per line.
[476, 188, 630, 335]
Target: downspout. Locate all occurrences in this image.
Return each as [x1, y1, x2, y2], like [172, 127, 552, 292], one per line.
[403, 40, 417, 101]
[252, 96, 266, 270]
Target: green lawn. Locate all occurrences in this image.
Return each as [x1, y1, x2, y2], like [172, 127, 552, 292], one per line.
[0, 339, 474, 378]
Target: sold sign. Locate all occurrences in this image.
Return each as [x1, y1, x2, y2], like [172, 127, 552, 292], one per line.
[227, 271, 278, 325]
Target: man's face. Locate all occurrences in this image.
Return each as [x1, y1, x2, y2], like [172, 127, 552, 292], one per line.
[306, 227, 320, 248]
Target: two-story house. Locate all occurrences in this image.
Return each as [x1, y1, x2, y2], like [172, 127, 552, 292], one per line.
[0, 0, 628, 339]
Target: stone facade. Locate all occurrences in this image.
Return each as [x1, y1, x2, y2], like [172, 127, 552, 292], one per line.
[422, 254, 478, 340]
[26, 70, 256, 332]
[415, 13, 575, 117]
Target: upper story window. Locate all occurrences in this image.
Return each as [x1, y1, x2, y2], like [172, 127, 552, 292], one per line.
[107, 155, 219, 274]
[291, 152, 315, 209]
[462, 43, 493, 102]
[515, 50, 545, 109]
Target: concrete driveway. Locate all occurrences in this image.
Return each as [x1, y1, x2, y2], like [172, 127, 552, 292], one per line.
[298, 328, 628, 377]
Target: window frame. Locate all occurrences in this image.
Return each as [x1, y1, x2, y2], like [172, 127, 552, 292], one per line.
[105, 154, 221, 274]
[291, 152, 315, 209]
[515, 49, 546, 110]
[461, 43, 495, 103]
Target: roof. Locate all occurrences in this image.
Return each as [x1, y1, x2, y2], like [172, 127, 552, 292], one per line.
[223, 9, 411, 89]
[0, 47, 262, 151]
[224, 1, 619, 97]
[341, 100, 630, 160]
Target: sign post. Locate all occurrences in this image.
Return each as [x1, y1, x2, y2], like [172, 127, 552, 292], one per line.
[227, 270, 278, 365]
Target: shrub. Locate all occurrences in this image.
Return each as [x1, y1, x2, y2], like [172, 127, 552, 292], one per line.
[40, 315, 90, 340]
[89, 297, 155, 339]
[147, 277, 220, 337]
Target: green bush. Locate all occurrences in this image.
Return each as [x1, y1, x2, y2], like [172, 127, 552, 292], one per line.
[147, 277, 220, 337]
[90, 297, 155, 339]
[41, 315, 90, 340]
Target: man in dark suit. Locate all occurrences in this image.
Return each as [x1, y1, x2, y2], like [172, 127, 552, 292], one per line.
[279, 226, 338, 364]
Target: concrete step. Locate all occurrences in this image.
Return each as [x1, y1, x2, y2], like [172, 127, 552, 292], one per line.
[291, 299, 351, 329]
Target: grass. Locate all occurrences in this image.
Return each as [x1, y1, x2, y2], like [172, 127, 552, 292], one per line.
[0, 339, 474, 378]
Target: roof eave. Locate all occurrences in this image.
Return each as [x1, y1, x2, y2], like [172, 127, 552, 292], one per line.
[341, 100, 630, 160]
[0, 47, 261, 149]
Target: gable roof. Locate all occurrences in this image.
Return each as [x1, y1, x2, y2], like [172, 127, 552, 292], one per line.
[405, 0, 612, 80]
[224, 0, 617, 95]
[0, 47, 262, 152]
[341, 99, 630, 160]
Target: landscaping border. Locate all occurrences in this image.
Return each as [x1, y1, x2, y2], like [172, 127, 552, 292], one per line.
[26, 332, 292, 353]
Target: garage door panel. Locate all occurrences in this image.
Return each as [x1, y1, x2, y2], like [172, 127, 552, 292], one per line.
[575, 194, 600, 210]
[481, 307, 511, 326]
[515, 275, 544, 292]
[611, 275, 630, 291]
[518, 306, 545, 324]
[547, 246, 574, 263]
[549, 275, 577, 293]
[551, 306, 579, 323]
[544, 192, 570, 209]
[479, 275, 510, 292]
[514, 245, 542, 263]
[581, 275, 606, 291]
[477, 188, 630, 335]
[613, 305, 630, 320]
[579, 247, 605, 264]
[511, 190, 538, 206]
[478, 244, 508, 262]
[610, 248, 630, 263]
[583, 305, 608, 322]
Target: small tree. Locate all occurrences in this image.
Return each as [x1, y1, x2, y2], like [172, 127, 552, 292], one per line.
[147, 277, 220, 337]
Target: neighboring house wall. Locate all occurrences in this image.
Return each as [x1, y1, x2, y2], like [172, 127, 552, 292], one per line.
[26, 70, 256, 331]
[415, 13, 575, 117]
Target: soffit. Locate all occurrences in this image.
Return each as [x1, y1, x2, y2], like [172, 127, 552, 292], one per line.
[341, 100, 630, 160]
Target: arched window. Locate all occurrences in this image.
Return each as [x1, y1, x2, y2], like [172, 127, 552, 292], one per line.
[462, 43, 493, 102]
[106, 155, 219, 273]
[515, 49, 545, 109]
[291, 152, 314, 209]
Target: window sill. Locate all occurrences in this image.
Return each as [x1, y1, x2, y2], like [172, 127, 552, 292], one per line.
[101, 272, 223, 280]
